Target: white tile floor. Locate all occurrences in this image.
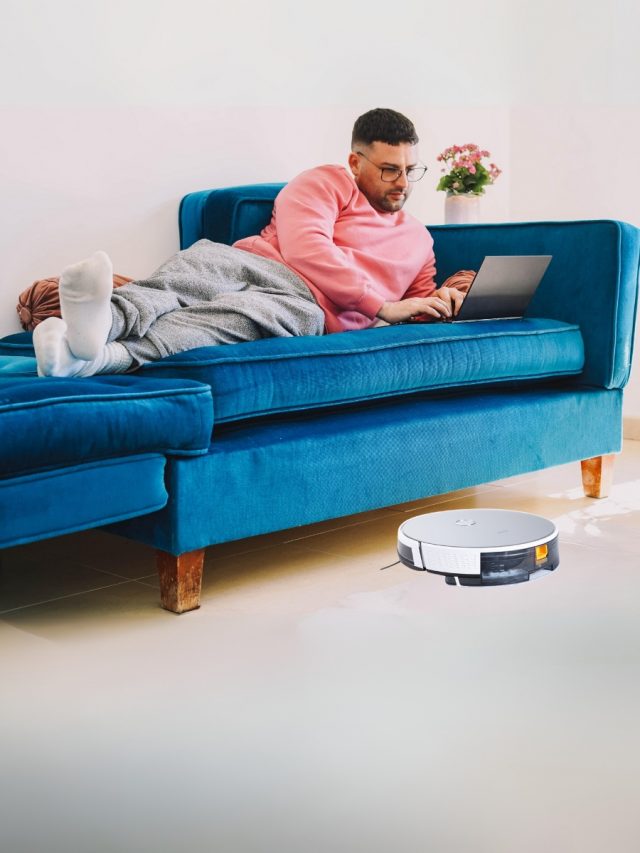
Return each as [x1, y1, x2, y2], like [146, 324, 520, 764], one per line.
[1, 442, 640, 853]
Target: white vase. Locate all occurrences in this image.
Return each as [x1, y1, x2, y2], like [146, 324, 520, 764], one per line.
[444, 192, 481, 225]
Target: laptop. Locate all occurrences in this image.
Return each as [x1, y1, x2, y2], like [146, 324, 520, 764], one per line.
[450, 255, 552, 322]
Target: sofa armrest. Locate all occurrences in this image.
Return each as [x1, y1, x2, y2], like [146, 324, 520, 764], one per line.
[429, 220, 640, 389]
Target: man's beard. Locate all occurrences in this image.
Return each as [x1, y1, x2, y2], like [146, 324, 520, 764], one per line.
[378, 191, 406, 212]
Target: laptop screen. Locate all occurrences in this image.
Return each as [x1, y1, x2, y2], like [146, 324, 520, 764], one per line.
[453, 255, 552, 321]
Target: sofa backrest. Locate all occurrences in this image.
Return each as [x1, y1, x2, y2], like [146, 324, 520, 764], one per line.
[179, 183, 285, 250]
[179, 183, 640, 390]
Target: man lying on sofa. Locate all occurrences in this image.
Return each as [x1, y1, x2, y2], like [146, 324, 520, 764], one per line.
[33, 107, 466, 378]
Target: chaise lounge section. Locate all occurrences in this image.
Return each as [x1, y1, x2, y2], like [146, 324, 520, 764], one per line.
[0, 355, 213, 556]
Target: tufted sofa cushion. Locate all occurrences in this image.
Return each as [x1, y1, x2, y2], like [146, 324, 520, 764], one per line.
[138, 317, 585, 424]
[0, 365, 213, 478]
[0, 320, 585, 427]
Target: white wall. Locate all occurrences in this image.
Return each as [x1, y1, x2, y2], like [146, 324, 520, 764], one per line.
[503, 0, 640, 419]
[1, 0, 638, 413]
[0, 0, 513, 334]
[509, 106, 640, 420]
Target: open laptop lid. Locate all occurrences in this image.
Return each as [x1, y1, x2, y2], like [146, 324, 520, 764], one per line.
[453, 255, 552, 321]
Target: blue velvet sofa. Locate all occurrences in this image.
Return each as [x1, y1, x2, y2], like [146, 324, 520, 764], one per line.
[1, 183, 638, 613]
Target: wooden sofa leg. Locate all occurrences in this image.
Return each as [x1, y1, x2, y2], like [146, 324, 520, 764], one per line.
[156, 549, 205, 613]
[580, 454, 615, 499]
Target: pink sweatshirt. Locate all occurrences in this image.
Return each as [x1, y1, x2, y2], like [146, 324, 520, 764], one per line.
[233, 164, 437, 333]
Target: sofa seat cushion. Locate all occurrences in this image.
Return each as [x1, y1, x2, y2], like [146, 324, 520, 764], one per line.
[0, 319, 585, 427]
[0, 370, 213, 478]
[138, 317, 584, 424]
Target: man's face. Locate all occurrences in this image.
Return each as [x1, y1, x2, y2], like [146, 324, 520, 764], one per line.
[348, 141, 419, 214]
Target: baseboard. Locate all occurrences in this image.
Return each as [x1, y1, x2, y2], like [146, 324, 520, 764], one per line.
[623, 416, 640, 440]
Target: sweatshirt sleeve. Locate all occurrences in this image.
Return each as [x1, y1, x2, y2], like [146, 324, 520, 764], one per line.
[402, 240, 437, 300]
[272, 167, 388, 318]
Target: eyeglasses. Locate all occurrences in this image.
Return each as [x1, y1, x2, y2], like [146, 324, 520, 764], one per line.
[355, 150, 428, 182]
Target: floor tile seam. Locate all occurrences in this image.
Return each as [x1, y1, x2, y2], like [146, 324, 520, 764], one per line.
[206, 542, 281, 563]
[0, 558, 146, 592]
[559, 534, 640, 552]
[213, 533, 638, 564]
[292, 544, 398, 565]
[205, 523, 385, 555]
[213, 491, 507, 555]
[397, 485, 504, 512]
[1, 552, 150, 581]
[281, 512, 406, 543]
[62, 563, 156, 583]
[561, 518, 640, 532]
[132, 578, 158, 590]
[558, 536, 610, 549]
[0, 578, 135, 615]
[490, 484, 591, 499]
[273, 531, 639, 562]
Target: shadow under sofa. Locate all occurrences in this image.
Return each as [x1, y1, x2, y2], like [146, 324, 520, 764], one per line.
[1, 183, 638, 614]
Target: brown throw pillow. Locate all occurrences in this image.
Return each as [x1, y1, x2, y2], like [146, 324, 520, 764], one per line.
[441, 269, 476, 294]
[17, 274, 131, 331]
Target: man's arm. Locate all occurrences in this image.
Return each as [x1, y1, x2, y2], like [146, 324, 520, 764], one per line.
[273, 168, 387, 319]
[376, 254, 464, 323]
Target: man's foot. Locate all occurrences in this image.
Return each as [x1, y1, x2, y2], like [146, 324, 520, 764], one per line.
[33, 317, 90, 377]
[33, 317, 133, 378]
[59, 250, 114, 360]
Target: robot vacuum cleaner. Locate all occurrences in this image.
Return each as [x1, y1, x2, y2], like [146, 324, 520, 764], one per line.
[397, 508, 559, 586]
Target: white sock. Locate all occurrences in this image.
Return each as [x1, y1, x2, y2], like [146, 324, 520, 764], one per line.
[34, 317, 133, 378]
[59, 250, 114, 360]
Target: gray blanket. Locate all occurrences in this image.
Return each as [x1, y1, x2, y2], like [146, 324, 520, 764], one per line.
[108, 240, 325, 365]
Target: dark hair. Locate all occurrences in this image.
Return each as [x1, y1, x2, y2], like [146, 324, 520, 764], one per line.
[351, 108, 419, 148]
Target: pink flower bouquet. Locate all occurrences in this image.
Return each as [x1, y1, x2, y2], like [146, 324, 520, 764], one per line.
[436, 144, 502, 196]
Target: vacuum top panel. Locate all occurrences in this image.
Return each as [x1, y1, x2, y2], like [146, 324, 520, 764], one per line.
[400, 508, 557, 550]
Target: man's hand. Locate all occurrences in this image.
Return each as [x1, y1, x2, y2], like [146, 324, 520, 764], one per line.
[376, 287, 465, 324]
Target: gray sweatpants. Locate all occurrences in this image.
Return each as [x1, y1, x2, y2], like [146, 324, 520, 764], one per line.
[107, 240, 326, 365]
